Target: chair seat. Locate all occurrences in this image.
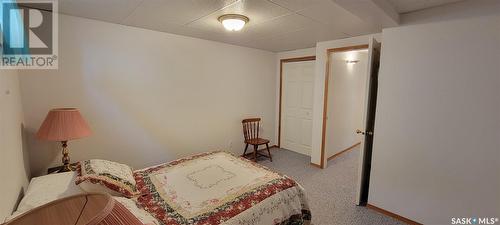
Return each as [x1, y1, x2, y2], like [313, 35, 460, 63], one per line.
[245, 138, 270, 145]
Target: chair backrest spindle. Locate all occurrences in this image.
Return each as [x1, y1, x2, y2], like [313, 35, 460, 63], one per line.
[242, 118, 261, 142]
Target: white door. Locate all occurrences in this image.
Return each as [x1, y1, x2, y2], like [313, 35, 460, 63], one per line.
[281, 60, 315, 156]
[355, 37, 381, 205]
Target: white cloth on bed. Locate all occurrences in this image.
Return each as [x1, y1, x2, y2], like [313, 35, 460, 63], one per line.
[16, 172, 84, 213]
[5, 171, 159, 225]
[5, 171, 84, 222]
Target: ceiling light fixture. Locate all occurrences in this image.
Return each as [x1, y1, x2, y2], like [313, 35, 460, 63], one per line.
[218, 14, 249, 31]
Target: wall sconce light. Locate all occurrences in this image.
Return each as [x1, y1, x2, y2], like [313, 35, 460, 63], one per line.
[346, 60, 359, 64]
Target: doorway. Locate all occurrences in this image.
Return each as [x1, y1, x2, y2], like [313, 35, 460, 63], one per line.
[324, 47, 369, 162]
[320, 39, 381, 205]
[279, 56, 315, 156]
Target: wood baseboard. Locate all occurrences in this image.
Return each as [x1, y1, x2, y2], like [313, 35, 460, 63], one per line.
[309, 163, 322, 168]
[366, 204, 422, 225]
[327, 142, 361, 161]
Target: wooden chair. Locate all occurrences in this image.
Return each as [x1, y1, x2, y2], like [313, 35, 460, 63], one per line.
[242, 118, 272, 162]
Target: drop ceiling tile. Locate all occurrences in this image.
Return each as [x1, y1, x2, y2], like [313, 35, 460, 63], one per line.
[56, 0, 380, 52]
[187, 0, 293, 33]
[296, 0, 380, 36]
[244, 13, 318, 39]
[268, 0, 328, 12]
[296, 0, 357, 25]
[294, 24, 350, 43]
[341, 21, 380, 37]
[244, 24, 348, 52]
[388, 0, 464, 13]
[59, 0, 143, 23]
[123, 0, 238, 30]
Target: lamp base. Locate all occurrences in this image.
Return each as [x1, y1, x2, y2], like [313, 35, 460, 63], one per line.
[47, 163, 77, 174]
[61, 140, 72, 172]
[61, 163, 72, 172]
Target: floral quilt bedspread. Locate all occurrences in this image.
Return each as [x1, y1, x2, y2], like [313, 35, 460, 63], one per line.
[134, 151, 311, 225]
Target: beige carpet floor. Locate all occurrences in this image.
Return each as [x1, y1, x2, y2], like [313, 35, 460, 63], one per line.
[258, 146, 407, 225]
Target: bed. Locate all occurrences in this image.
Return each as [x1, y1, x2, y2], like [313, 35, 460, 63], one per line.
[6, 151, 311, 225]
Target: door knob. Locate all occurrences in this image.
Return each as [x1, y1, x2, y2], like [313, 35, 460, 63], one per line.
[356, 129, 373, 135]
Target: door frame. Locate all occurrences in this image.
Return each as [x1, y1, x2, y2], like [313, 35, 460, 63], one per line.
[278, 56, 316, 148]
[319, 44, 369, 168]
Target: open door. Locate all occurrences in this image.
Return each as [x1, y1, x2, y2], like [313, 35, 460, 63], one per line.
[355, 37, 381, 205]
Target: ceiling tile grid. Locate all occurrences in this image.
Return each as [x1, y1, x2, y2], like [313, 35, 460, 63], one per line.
[56, 0, 467, 52]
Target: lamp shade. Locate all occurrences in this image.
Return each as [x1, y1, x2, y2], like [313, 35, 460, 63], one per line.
[36, 108, 91, 141]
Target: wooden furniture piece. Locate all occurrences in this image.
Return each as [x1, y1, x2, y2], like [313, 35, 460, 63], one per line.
[242, 118, 272, 162]
[2, 193, 142, 225]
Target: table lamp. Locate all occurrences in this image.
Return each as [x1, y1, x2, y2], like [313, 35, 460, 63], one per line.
[36, 108, 91, 172]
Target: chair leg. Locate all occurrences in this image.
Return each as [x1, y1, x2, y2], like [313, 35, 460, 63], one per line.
[243, 143, 249, 156]
[266, 143, 272, 162]
[253, 145, 258, 162]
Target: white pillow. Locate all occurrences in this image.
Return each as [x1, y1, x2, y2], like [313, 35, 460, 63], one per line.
[75, 159, 138, 198]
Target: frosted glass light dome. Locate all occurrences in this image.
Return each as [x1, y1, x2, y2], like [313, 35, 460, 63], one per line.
[218, 14, 249, 31]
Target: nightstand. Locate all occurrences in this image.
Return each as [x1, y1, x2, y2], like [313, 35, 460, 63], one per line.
[47, 163, 78, 174]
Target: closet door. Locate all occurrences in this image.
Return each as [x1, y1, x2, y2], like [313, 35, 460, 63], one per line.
[281, 60, 315, 156]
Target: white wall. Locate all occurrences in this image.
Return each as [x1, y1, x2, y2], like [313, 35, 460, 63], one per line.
[325, 50, 368, 157]
[311, 34, 381, 166]
[276, 48, 316, 60]
[0, 70, 30, 220]
[19, 15, 277, 176]
[401, 0, 499, 26]
[369, 13, 500, 224]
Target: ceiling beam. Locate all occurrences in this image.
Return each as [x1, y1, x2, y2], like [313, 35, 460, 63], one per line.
[332, 0, 400, 29]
